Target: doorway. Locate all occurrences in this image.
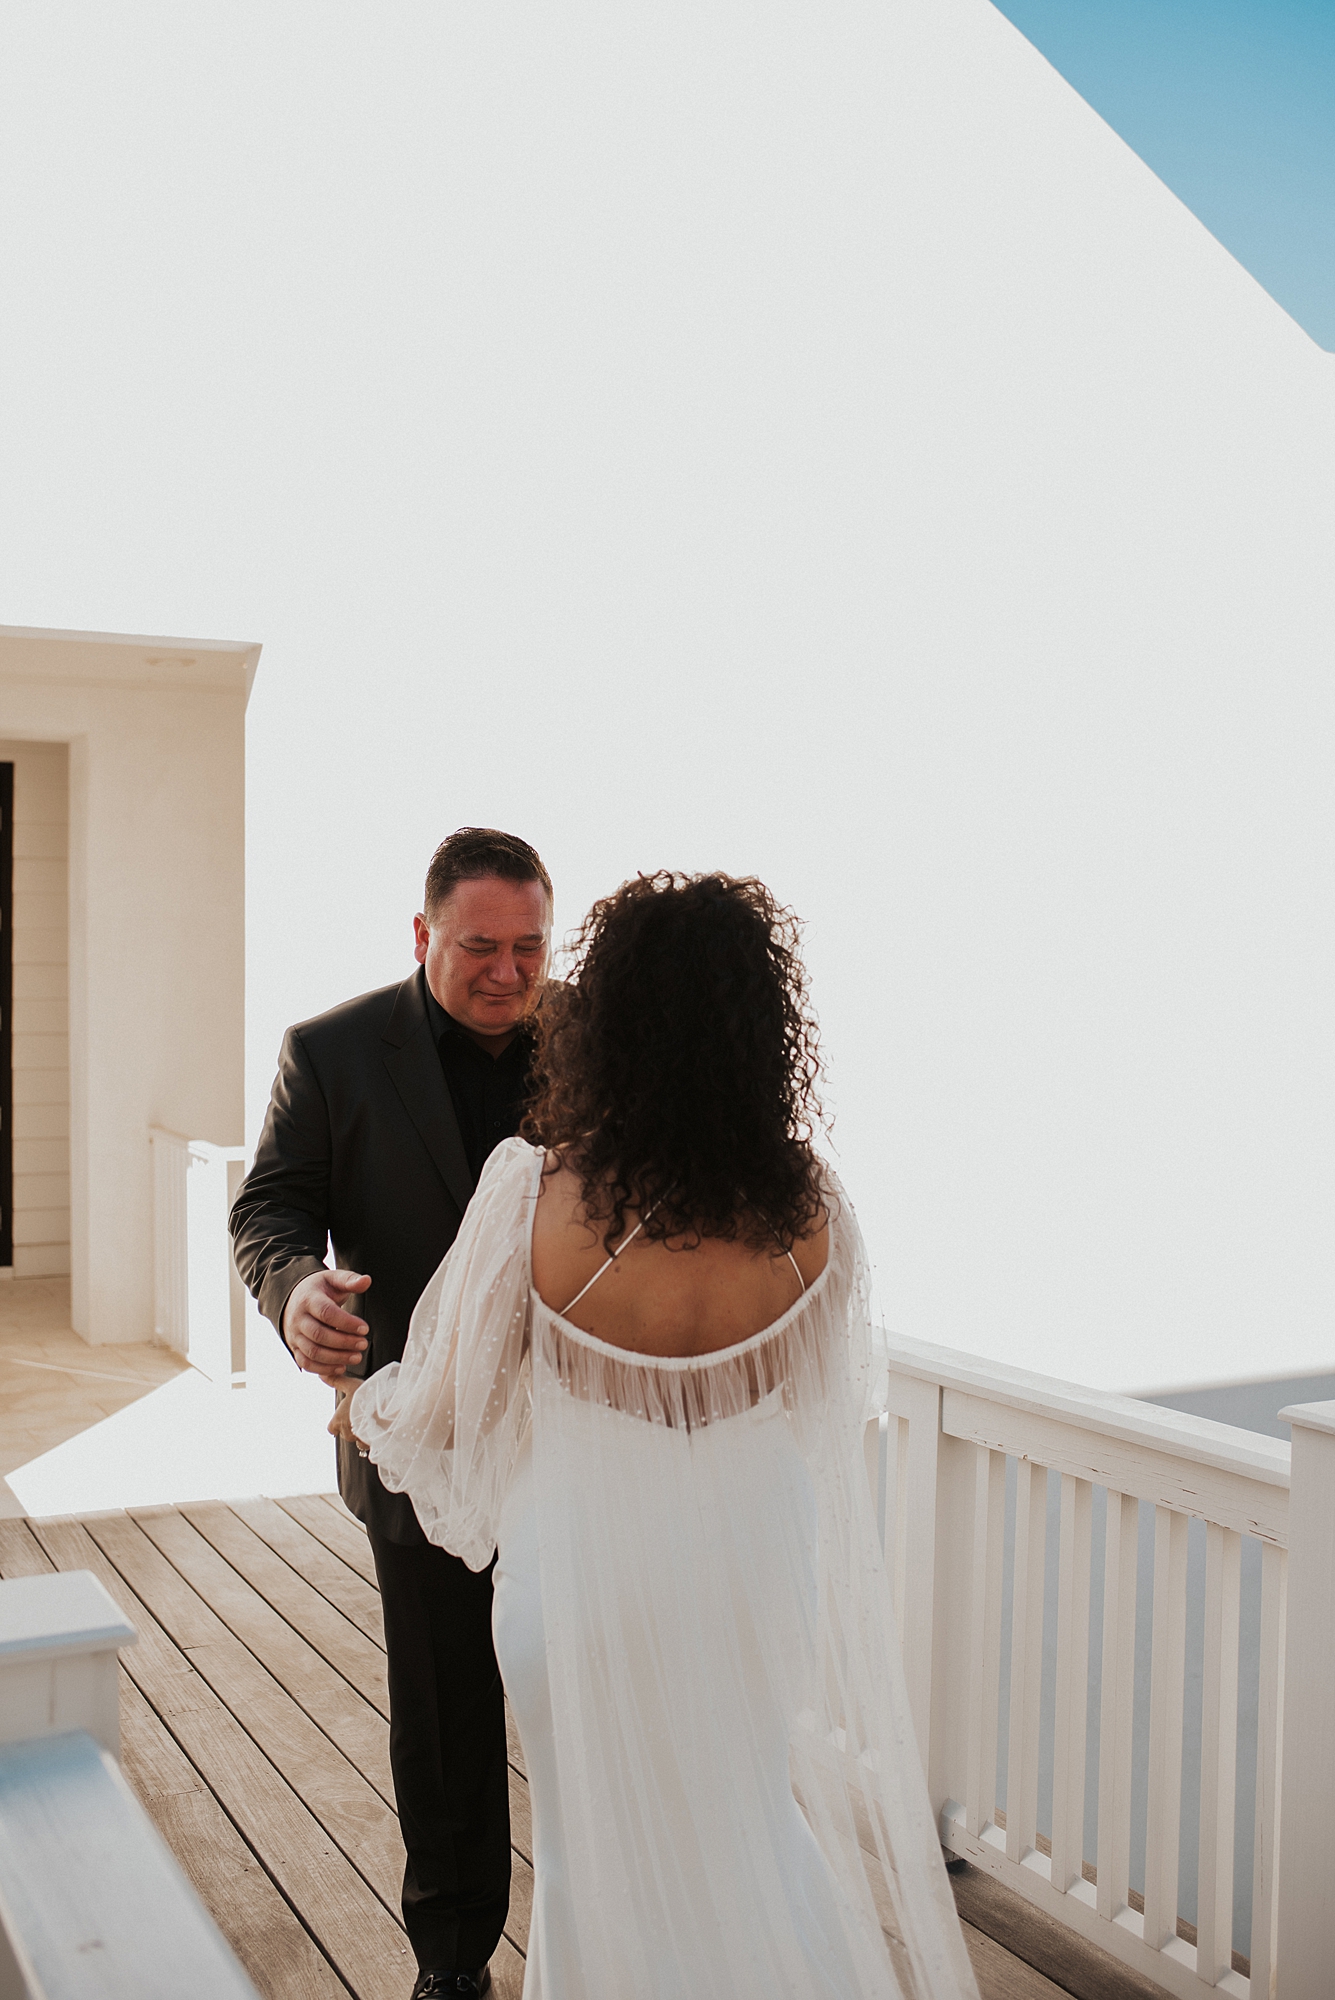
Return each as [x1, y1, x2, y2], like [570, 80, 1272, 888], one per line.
[0, 761, 11, 1267]
[0, 741, 69, 1280]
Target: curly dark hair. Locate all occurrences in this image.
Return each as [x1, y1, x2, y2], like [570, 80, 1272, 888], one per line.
[522, 872, 827, 1252]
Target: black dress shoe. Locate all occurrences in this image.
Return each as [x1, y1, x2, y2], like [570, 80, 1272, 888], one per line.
[410, 1969, 491, 1998]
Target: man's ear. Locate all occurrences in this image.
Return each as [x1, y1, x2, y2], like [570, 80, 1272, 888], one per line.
[412, 913, 430, 964]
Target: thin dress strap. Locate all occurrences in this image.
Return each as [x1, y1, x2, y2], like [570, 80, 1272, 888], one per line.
[561, 1205, 660, 1316]
[564, 1215, 808, 1315]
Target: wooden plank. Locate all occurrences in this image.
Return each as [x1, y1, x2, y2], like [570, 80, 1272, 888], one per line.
[138, 1508, 537, 1974]
[115, 1507, 404, 1910]
[0, 1517, 55, 1577]
[1195, 1522, 1240, 1984]
[501, 1764, 535, 1952]
[501, 1707, 534, 1945]
[1004, 1460, 1046, 1866]
[133, 1509, 536, 1954]
[1095, 1491, 1138, 1922]
[120, 1672, 345, 2000]
[266, 1494, 542, 1874]
[31, 1516, 414, 2000]
[282, 1493, 381, 1587]
[1142, 1505, 1188, 1953]
[488, 1935, 527, 2000]
[118, 1508, 539, 1983]
[180, 1502, 389, 1715]
[961, 1919, 1073, 2000]
[132, 1503, 395, 1808]
[507, 1758, 531, 1861]
[505, 1703, 527, 1781]
[502, 1824, 534, 1961]
[231, 1499, 385, 1648]
[1049, 1474, 1092, 1896]
[951, 1862, 1174, 2000]
[300, 1469, 528, 1986]
[30, 1517, 198, 1697]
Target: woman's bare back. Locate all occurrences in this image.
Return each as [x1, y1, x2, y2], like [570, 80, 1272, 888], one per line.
[530, 1154, 830, 1359]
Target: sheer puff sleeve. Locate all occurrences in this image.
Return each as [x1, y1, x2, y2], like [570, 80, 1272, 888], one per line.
[350, 1135, 538, 1570]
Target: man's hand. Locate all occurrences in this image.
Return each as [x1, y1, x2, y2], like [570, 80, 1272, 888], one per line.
[283, 1269, 371, 1385]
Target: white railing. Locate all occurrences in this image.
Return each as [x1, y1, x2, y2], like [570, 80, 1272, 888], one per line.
[869, 1333, 1335, 2000]
[149, 1128, 247, 1383]
[0, 1570, 259, 1997]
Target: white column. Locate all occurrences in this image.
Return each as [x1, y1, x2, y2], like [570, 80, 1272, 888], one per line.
[1274, 1399, 1335, 1999]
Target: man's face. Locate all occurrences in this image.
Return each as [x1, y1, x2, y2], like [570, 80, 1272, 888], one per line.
[414, 875, 551, 1049]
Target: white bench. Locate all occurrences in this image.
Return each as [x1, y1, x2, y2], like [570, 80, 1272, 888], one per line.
[0, 1570, 258, 1999]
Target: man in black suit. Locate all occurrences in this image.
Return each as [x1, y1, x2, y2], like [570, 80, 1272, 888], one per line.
[230, 827, 552, 2000]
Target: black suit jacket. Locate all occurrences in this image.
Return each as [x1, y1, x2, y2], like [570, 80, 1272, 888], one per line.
[230, 967, 477, 1543]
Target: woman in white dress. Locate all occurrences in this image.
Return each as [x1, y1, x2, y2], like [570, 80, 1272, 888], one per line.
[350, 873, 979, 2000]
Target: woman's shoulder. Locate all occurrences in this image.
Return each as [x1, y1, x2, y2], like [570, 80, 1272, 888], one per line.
[789, 1214, 831, 1290]
[813, 1169, 865, 1289]
[528, 1149, 593, 1235]
[489, 1134, 542, 1167]
[449, 1141, 543, 1271]
[781, 1156, 853, 1286]
[474, 1135, 544, 1201]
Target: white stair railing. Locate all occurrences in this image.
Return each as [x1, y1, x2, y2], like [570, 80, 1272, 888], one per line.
[868, 1335, 1332, 2000]
[0, 1570, 258, 1998]
[0, 1569, 135, 1765]
[149, 1129, 247, 1384]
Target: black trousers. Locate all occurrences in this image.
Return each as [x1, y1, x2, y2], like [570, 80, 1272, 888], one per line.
[369, 1526, 512, 1973]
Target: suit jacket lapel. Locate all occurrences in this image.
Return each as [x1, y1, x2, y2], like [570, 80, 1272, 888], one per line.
[381, 970, 475, 1219]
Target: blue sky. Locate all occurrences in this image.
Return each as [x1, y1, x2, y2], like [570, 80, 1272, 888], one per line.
[994, 0, 1335, 350]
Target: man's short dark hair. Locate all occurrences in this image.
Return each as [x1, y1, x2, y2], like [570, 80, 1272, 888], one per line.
[424, 827, 553, 920]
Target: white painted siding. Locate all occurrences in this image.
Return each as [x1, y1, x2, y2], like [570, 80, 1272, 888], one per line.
[0, 740, 69, 1278]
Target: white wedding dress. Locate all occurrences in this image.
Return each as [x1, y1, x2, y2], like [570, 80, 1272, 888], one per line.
[352, 1138, 978, 2000]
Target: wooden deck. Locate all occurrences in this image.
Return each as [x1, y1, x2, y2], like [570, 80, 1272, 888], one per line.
[0, 1497, 1157, 2000]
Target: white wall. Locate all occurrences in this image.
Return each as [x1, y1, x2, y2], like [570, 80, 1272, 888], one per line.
[0, 632, 253, 1343]
[0, 3, 1332, 1389]
[0, 739, 70, 1278]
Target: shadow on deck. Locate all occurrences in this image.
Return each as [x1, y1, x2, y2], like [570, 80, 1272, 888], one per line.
[0, 1498, 1165, 1999]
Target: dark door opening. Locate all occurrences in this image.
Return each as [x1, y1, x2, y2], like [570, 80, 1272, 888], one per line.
[0, 762, 12, 1268]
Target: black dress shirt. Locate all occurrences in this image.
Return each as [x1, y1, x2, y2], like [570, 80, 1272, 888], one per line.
[423, 984, 534, 1184]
